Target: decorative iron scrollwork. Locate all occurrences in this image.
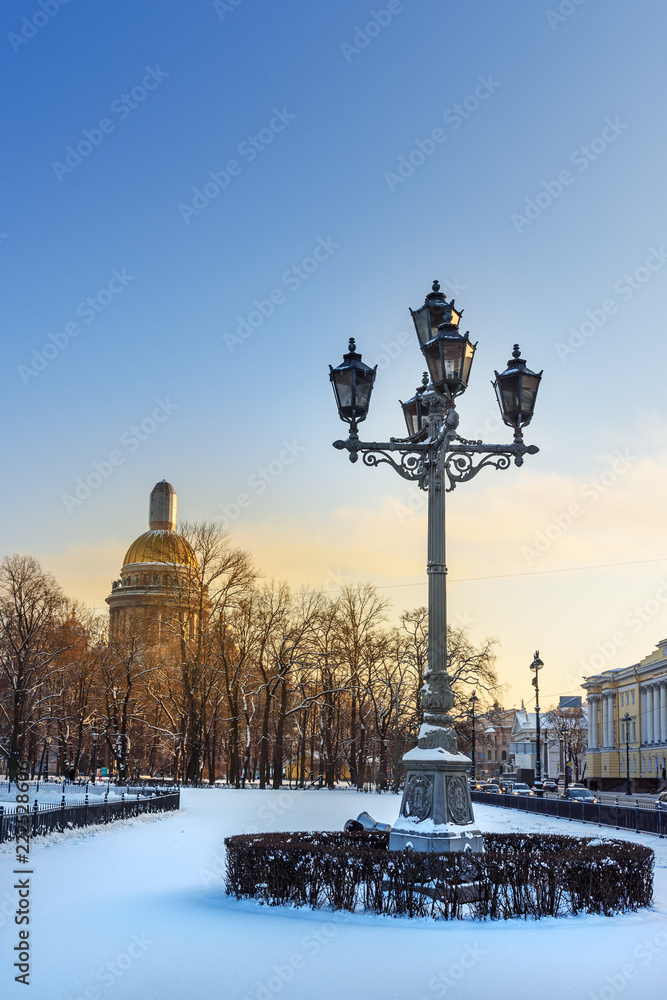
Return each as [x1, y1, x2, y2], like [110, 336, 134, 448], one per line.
[444, 451, 512, 491]
[362, 449, 423, 482]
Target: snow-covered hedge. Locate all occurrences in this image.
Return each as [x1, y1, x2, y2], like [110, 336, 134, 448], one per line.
[224, 830, 653, 920]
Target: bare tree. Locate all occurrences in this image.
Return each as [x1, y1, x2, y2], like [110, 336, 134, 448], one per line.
[0, 555, 70, 779]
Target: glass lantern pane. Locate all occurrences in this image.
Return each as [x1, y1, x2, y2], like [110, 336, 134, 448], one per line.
[355, 377, 373, 412]
[461, 341, 475, 385]
[405, 408, 419, 436]
[412, 306, 432, 347]
[520, 374, 540, 416]
[440, 341, 465, 381]
[334, 369, 355, 410]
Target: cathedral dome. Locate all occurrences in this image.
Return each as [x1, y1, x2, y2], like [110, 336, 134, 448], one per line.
[122, 529, 198, 569]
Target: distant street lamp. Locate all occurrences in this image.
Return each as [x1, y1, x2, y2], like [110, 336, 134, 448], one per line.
[530, 651, 543, 782]
[470, 691, 478, 783]
[556, 724, 570, 793]
[330, 280, 542, 853]
[622, 712, 634, 796]
[91, 732, 99, 785]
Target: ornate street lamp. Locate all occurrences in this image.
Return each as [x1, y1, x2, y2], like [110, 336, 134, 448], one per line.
[329, 339, 377, 453]
[556, 724, 570, 793]
[400, 373, 431, 440]
[622, 712, 634, 796]
[330, 279, 542, 853]
[470, 691, 478, 783]
[91, 731, 99, 785]
[409, 280, 458, 348]
[530, 651, 543, 783]
[493, 345, 543, 431]
[420, 308, 476, 399]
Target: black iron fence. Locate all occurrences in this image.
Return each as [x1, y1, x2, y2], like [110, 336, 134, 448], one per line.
[471, 790, 666, 837]
[0, 789, 180, 844]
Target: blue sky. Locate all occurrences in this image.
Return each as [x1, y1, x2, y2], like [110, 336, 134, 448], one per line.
[3, 0, 667, 704]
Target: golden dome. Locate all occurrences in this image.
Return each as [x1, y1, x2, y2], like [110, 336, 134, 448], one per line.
[122, 530, 198, 569]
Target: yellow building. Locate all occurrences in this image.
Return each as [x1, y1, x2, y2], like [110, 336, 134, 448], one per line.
[582, 640, 667, 791]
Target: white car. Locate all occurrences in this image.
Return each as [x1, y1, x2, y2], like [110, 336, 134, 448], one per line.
[512, 783, 534, 797]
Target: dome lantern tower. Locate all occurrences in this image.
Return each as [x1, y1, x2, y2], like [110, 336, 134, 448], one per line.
[149, 480, 177, 531]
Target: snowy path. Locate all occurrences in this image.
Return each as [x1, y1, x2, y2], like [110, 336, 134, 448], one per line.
[1, 789, 666, 1000]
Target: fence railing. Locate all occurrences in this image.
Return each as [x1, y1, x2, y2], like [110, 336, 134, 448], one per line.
[471, 790, 666, 837]
[0, 789, 180, 844]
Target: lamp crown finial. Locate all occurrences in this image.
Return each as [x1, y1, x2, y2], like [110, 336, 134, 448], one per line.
[432, 279, 440, 293]
[348, 338, 356, 352]
[421, 372, 429, 387]
[512, 344, 522, 359]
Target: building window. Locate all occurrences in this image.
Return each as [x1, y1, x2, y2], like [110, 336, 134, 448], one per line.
[632, 721, 636, 743]
[631, 690, 635, 704]
[501, 750, 506, 761]
[633, 758, 637, 772]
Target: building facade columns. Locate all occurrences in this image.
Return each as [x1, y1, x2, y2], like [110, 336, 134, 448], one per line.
[600, 691, 616, 748]
[653, 682, 662, 743]
[660, 681, 667, 744]
[588, 695, 600, 749]
[645, 685, 654, 744]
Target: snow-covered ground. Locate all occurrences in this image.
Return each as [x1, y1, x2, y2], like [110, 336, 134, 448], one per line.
[1, 789, 666, 1000]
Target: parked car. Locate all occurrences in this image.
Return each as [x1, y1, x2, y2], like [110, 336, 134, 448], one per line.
[562, 787, 598, 803]
[512, 783, 534, 797]
[541, 779, 558, 793]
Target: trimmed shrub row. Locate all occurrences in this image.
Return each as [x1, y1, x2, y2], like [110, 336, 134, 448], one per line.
[224, 830, 653, 920]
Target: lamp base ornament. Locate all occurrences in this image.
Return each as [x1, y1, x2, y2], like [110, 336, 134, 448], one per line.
[389, 725, 484, 854]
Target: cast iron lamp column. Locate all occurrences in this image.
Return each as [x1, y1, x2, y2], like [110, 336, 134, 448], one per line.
[531, 652, 543, 782]
[470, 691, 478, 783]
[329, 280, 543, 853]
[622, 712, 634, 795]
[91, 732, 98, 785]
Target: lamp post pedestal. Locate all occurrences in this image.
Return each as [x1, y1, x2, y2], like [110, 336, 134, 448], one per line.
[389, 732, 483, 853]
